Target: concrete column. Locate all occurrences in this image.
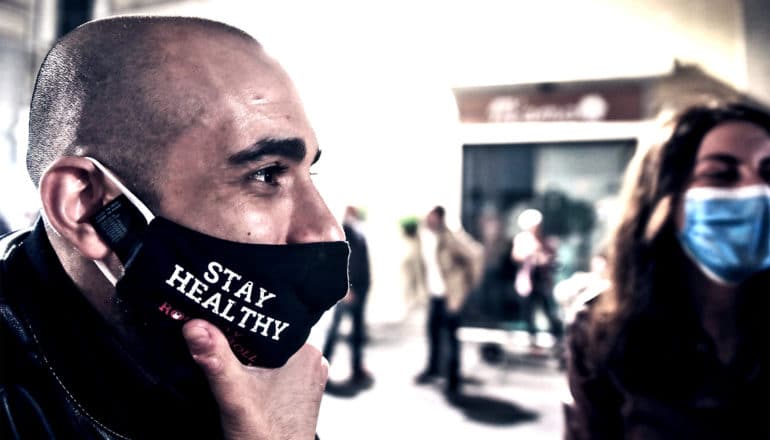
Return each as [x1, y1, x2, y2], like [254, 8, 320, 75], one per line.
[743, 0, 770, 106]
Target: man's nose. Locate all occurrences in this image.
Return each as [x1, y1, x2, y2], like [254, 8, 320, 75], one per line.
[287, 182, 345, 244]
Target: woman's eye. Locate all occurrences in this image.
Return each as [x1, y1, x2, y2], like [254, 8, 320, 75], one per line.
[248, 164, 287, 185]
[761, 165, 770, 184]
[697, 169, 738, 184]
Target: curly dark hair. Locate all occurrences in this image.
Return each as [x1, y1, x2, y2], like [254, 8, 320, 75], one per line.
[587, 102, 770, 384]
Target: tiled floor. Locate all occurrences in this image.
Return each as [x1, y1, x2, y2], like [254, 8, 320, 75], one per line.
[309, 307, 569, 440]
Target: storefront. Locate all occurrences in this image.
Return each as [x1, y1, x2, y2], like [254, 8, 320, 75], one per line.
[453, 64, 743, 337]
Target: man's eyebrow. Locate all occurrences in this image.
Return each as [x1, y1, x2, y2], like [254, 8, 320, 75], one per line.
[697, 153, 740, 165]
[228, 138, 307, 165]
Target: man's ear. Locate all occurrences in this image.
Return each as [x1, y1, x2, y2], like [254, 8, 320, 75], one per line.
[39, 156, 117, 260]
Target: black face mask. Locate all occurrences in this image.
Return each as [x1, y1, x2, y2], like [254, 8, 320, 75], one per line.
[86, 158, 350, 368]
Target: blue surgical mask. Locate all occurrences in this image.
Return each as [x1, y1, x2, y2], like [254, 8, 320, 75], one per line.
[678, 184, 770, 285]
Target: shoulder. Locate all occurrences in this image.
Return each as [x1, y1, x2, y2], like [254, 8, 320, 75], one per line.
[567, 306, 595, 373]
[0, 228, 34, 303]
[0, 230, 56, 437]
[0, 228, 31, 262]
[0, 227, 37, 365]
[0, 227, 43, 381]
[566, 294, 616, 380]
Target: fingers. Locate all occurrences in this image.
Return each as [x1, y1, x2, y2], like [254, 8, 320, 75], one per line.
[289, 344, 330, 392]
[182, 319, 244, 403]
[182, 322, 328, 440]
[275, 344, 328, 436]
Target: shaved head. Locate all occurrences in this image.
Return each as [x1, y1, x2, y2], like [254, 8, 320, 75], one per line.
[27, 16, 260, 209]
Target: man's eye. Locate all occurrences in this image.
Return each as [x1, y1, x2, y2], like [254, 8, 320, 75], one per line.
[248, 164, 288, 185]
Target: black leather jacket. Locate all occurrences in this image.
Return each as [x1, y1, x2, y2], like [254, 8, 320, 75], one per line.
[0, 221, 223, 439]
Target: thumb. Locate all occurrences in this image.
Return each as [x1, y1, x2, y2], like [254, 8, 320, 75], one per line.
[182, 319, 244, 402]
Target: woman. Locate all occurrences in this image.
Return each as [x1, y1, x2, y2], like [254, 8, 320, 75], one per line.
[565, 102, 770, 439]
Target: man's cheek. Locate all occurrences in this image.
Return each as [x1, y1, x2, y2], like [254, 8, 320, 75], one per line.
[235, 206, 291, 244]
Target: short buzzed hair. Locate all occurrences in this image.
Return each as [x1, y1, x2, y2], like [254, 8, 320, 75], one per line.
[27, 16, 257, 209]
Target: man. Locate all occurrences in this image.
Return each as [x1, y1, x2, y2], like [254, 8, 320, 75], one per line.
[322, 206, 373, 391]
[414, 206, 482, 397]
[0, 16, 347, 439]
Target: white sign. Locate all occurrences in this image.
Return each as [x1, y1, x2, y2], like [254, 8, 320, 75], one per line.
[487, 93, 609, 122]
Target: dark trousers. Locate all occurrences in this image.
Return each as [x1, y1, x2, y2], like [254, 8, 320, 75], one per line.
[322, 296, 366, 377]
[522, 288, 563, 339]
[425, 297, 461, 391]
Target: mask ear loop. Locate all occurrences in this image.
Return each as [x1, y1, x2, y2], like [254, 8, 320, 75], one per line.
[84, 157, 156, 286]
[85, 157, 155, 223]
[93, 260, 119, 286]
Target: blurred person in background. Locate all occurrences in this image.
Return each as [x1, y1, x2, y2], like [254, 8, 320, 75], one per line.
[399, 216, 428, 312]
[470, 208, 517, 327]
[323, 206, 374, 392]
[512, 208, 563, 347]
[0, 16, 349, 439]
[415, 205, 482, 398]
[565, 102, 770, 439]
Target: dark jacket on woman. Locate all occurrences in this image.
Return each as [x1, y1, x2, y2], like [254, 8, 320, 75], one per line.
[565, 294, 769, 440]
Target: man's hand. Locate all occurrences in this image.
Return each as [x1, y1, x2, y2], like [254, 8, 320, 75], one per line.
[182, 319, 328, 440]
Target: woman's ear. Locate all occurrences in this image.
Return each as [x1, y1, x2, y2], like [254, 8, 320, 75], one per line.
[39, 156, 116, 260]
